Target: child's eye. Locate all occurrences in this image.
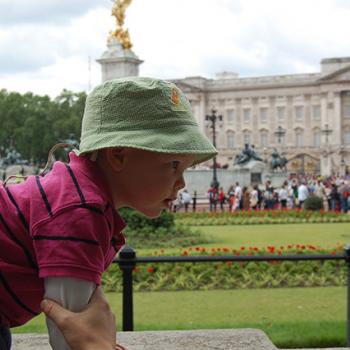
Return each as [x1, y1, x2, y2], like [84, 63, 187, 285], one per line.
[171, 161, 180, 170]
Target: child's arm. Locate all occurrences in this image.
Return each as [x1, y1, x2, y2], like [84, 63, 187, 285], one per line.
[44, 277, 96, 350]
[41, 286, 118, 350]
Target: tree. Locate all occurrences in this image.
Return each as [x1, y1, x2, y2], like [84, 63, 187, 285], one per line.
[0, 89, 87, 163]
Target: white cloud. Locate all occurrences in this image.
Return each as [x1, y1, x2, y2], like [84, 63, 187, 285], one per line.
[0, 0, 106, 25]
[0, 0, 350, 96]
[130, 0, 350, 79]
[0, 8, 112, 94]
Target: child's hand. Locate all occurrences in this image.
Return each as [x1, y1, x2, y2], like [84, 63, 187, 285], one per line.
[41, 286, 116, 350]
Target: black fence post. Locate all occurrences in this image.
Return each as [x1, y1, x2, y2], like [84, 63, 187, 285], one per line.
[344, 244, 350, 347]
[118, 245, 136, 331]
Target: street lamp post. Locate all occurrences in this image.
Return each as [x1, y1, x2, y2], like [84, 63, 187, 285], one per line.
[322, 123, 332, 145]
[340, 146, 346, 176]
[205, 109, 222, 189]
[321, 123, 333, 176]
[274, 125, 286, 144]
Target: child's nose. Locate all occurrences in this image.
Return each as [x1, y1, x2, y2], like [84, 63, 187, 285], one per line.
[174, 174, 186, 191]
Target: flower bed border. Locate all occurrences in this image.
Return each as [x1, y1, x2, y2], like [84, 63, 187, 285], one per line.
[174, 209, 350, 225]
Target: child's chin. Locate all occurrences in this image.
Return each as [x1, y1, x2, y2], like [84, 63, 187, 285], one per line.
[140, 208, 162, 219]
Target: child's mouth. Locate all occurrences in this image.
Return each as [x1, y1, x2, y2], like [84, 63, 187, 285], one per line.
[163, 198, 173, 208]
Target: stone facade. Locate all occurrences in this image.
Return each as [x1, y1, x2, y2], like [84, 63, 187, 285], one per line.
[173, 57, 350, 176]
[184, 166, 288, 196]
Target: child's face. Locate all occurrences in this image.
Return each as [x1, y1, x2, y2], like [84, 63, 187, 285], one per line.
[104, 148, 196, 218]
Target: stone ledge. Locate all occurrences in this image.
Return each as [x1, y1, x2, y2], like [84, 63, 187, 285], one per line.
[13, 329, 276, 350]
[117, 329, 278, 350]
[12, 329, 349, 350]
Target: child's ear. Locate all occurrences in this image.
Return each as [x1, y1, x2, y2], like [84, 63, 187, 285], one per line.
[105, 147, 125, 172]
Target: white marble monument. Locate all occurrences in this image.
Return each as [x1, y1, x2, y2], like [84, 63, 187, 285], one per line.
[97, 0, 143, 81]
[97, 37, 143, 81]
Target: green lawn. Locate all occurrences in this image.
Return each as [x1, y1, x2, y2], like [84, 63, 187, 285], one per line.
[198, 222, 350, 247]
[140, 223, 350, 255]
[13, 287, 346, 348]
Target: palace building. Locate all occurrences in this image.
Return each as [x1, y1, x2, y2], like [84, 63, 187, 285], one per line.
[172, 57, 350, 176]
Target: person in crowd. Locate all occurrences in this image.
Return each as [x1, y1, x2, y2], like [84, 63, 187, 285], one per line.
[291, 179, 299, 208]
[234, 182, 242, 211]
[338, 180, 349, 213]
[324, 182, 332, 211]
[207, 185, 218, 212]
[227, 185, 235, 212]
[335, 176, 342, 187]
[242, 186, 251, 211]
[347, 188, 350, 211]
[250, 184, 259, 210]
[172, 192, 183, 213]
[278, 181, 289, 209]
[297, 180, 309, 209]
[218, 187, 226, 212]
[256, 185, 263, 210]
[330, 183, 339, 211]
[314, 179, 325, 199]
[273, 190, 280, 209]
[181, 189, 192, 213]
[264, 180, 274, 210]
[308, 180, 316, 195]
[286, 181, 295, 209]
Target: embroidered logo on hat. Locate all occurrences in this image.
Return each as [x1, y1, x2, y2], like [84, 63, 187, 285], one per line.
[171, 88, 180, 106]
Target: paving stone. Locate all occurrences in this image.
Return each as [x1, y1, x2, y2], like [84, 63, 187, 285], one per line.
[12, 329, 349, 350]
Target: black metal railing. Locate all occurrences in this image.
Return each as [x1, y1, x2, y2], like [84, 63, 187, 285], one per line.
[115, 245, 350, 346]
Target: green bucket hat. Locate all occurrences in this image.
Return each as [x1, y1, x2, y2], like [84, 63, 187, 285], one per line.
[76, 77, 217, 165]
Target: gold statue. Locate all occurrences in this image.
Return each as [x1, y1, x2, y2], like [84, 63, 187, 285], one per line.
[108, 0, 133, 50]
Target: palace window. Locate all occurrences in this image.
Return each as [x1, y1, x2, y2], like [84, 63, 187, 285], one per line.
[344, 131, 350, 144]
[312, 105, 321, 120]
[260, 131, 268, 147]
[344, 104, 350, 118]
[313, 129, 321, 147]
[227, 131, 235, 149]
[243, 108, 251, 123]
[260, 108, 268, 123]
[295, 129, 304, 147]
[295, 106, 304, 121]
[243, 132, 251, 145]
[227, 109, 235, 124]
[276, 107, 285, 121]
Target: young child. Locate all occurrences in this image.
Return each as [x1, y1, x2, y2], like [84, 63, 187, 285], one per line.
[0, 77, 217, 349]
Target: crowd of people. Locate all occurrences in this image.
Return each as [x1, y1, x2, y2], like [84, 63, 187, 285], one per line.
[172, 175, 350, 213]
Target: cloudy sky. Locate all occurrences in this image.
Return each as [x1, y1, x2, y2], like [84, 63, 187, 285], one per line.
[0, 0, 349, 97]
